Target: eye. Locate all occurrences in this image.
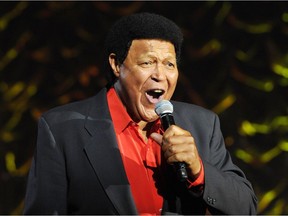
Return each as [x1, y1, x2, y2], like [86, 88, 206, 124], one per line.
[145, 61, 153, 65]
[165, 61, 175, 69]
[140, 60, 154, 67]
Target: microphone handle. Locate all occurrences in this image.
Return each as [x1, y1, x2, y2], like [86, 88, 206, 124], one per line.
[160, 114, 175, 131]
[160, 114, 188, 182]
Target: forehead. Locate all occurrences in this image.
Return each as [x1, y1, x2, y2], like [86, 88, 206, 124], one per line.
[128, 39, 176, 58]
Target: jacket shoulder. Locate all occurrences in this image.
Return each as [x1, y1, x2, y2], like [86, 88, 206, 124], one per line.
[172, 100, 216, 119]
[171, 100, 219, 134]
[41, 88, 108, 125]
[44, 96, 95, 115]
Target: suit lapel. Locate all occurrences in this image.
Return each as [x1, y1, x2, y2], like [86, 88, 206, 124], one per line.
[83, 89, 138, 215]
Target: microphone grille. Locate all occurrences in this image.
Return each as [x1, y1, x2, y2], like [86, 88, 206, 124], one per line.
[155, 100, 173, 116]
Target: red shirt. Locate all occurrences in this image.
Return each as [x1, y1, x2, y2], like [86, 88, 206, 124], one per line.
[107, 87, 204, 215]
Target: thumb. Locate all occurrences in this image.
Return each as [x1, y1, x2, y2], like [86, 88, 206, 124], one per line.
[150, 132, 163, 145]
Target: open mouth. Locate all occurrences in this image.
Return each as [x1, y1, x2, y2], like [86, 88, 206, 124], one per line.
[145, 89, 165, 104]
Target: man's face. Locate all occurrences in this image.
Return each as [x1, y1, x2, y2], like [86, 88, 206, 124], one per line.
[112, 39, 179, 122]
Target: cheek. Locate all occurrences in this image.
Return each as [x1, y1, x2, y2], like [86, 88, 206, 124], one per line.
[168, 72, 178, 87]
[166, 73, 178, 96]
[118, 72, 147, 99]
[124, 70, 149, 87]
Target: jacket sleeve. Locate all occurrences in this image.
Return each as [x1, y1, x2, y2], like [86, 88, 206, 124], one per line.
[201, 114, 258, 215]
[23, 116, 67, 215]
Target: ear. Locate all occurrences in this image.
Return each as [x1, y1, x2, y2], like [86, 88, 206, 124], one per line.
[109, 53, 120, 78]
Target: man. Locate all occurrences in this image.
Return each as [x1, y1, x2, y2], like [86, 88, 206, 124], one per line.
[24, 12, 257, 215]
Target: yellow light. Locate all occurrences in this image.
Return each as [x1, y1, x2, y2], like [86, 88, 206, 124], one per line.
[245, 23, 272, 34]
[273, 63, 288, 78]
[240, 120, 270, 136]
[0, 131, 14, 142]
[282, 12, 288, 23]
[27, 84, 37, 96]
[263, 81, 274, 92]
[6, 112, 23, 131]
[5, 152, 17, 172]
[200, 39, 222, 56]
[246, 78, 274, 92]
[258, 181, 286, 213]
[0, 19, 7, 31]
[0, 2, 28, 31]
[271, 116, 288, 128]
[3, 81, 25, 101]
[231, 66, 274, 91]
[279, 77, 288, 86]
[240, 121, 256, 136]
[279, 140, 288, 152]
[212, 94, 236, 114]
[260, 146, 281, 163]
[235, 50, 252, 62]
[235, 149, 253, 163]
[7, 49, 18, 59]
[266, 199, 285, 215]
[215, 2, 231, 25]
[258, 190, 277, 212]
[230, 16, 272, 34]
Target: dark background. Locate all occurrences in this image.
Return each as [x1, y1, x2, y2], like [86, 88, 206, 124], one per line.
[1, 1, 288, 214]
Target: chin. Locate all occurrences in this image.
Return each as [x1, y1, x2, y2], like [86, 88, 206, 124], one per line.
[143, 114, 159, 123]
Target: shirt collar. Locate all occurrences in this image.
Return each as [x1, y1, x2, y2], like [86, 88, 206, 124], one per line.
[107, 87, 162, 134]
[107, 87, 132, 134]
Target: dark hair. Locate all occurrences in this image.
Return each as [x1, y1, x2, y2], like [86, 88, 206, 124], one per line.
[104, 12, 184, 85]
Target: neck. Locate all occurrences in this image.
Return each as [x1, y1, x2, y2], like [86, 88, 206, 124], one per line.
[138, 121, 155, 141]
[138, 121, 148, 131]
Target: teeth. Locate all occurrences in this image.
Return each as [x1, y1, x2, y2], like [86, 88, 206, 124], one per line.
[154, 89, 163, 93]
[145, 89, 165, 104]
[147, 89, 164, 99]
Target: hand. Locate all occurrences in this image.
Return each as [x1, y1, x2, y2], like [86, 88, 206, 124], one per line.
[150, 125, 202, 179]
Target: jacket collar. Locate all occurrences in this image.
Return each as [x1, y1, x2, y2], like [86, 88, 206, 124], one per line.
[83, 88, 138, 215]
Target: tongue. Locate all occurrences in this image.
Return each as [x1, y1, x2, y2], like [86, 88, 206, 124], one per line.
[145, 92, 163, 104]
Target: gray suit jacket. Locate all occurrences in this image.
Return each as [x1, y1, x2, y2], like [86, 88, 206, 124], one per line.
[24, 88, 257, 215]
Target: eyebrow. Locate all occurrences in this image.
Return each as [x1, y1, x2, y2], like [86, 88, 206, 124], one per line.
[139, 53, 176, 61]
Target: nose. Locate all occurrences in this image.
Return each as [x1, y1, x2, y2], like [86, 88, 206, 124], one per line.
[151, 64, 166, 82]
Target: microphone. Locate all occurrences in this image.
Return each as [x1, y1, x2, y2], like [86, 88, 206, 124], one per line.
[155, 100, 188, 182]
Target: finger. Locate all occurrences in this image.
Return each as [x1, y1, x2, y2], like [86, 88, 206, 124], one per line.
[165, 151, 190, 164]
[150, 132, 163, 145]
[164, 146, 199, 164]
[164, 125, 191, 137]
[162, 135, 195, 152]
